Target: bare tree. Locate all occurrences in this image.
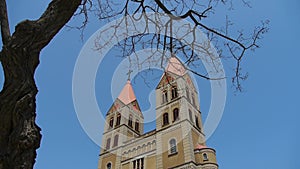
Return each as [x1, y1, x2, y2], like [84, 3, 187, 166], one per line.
[0, 0, 267, 169]
[95, 0, 268, 91]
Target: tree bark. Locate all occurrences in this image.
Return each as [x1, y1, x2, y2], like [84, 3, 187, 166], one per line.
[0, 46, 41, 169]
[0, 0, 81, 168]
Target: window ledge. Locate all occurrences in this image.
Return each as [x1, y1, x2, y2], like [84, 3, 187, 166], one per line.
[168, 152, 178, 157]
[162, 123, 169, 127]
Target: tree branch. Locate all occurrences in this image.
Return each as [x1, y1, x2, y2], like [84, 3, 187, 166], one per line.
[0, 0, 11, 45]
[9, 0, 81, 51]
[186, 67, 225, 81]
[95, 0, 268, 91]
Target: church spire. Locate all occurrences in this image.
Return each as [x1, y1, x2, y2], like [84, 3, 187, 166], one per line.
[165, 56, 186, 76]
[117, 80, 137, 105]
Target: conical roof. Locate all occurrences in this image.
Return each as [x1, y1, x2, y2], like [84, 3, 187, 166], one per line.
[117, 80, 137, 105]
[166, 56, 186, 76]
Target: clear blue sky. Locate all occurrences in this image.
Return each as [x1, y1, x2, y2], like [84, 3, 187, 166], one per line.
[0, 1, 299, 169]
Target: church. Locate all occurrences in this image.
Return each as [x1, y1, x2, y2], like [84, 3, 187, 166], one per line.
[98, 56, 218, 169]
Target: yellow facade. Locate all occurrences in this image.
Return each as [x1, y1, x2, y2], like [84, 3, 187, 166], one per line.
[98, 57, 218, 169]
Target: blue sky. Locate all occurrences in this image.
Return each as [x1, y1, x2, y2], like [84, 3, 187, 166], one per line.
[0, 0, 299, 169]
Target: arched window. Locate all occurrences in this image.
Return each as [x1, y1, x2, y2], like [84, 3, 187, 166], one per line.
[186, 87, 190, 102]
[128, 115, 133, 127]
[171, 86, 178, 99]
[109, 117, 114, 128]
[113, 135, 119, 147]
[195, 116, 200, 128]
[173, 108, 179, 122]
[106, 138, 111, 150]
[163, 113, 169, 126]
[135, 120, 139, 132]
[189, 109, 193, 122]
[169, 139, 177, 154]
[162, 90, 168, 103]
[203, 153, 208, 161]
[107, 162, 112, 169]
[116, 113, 121, 126]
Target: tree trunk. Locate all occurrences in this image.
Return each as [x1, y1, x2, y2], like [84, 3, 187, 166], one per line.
[0, 0, 81, 168]
[0, 46, 41, 169]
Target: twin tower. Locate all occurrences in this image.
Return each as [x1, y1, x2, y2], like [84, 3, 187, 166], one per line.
[98, 57, 218, 169]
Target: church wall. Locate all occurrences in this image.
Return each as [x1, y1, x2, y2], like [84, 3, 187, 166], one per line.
[162, 139, 185, 169]
[145, 155, 156, 168]
[192, 129, 199, 147]
[160, 126, 185, 169]
[98, 153, 117, 169]
[121, 162, 130, 169]
[191, 128, 205, 146]
[121, 134, 156, 161]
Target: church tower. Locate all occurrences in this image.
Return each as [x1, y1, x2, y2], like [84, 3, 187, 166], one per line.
[98, 80, 144, 169]
[155, 56, 218, 168]
[98, 56, 218, 169]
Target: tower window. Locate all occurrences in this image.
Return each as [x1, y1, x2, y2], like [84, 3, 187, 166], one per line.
[135, 120, 139, 132]
[169, 139, 177, 154]
[189, 109, 193, 123]
[113, 135, 119, 147]
[162, 90, 168, 103]
[195, 116, 200, 129]
[107, 162, 112, 169]
[171, 86, 178, 99]
[163, 113, 169, 126]
[128, 115, 133, 127]
[173, 108, 179, 122]
[106, 138, 111, 150]
[109, 117, 114, 128]
[116, 113, 121, 126]
[203, 153, 208, 161]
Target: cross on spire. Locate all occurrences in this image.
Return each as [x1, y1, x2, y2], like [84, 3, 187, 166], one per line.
[127, 69, 133, 81]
